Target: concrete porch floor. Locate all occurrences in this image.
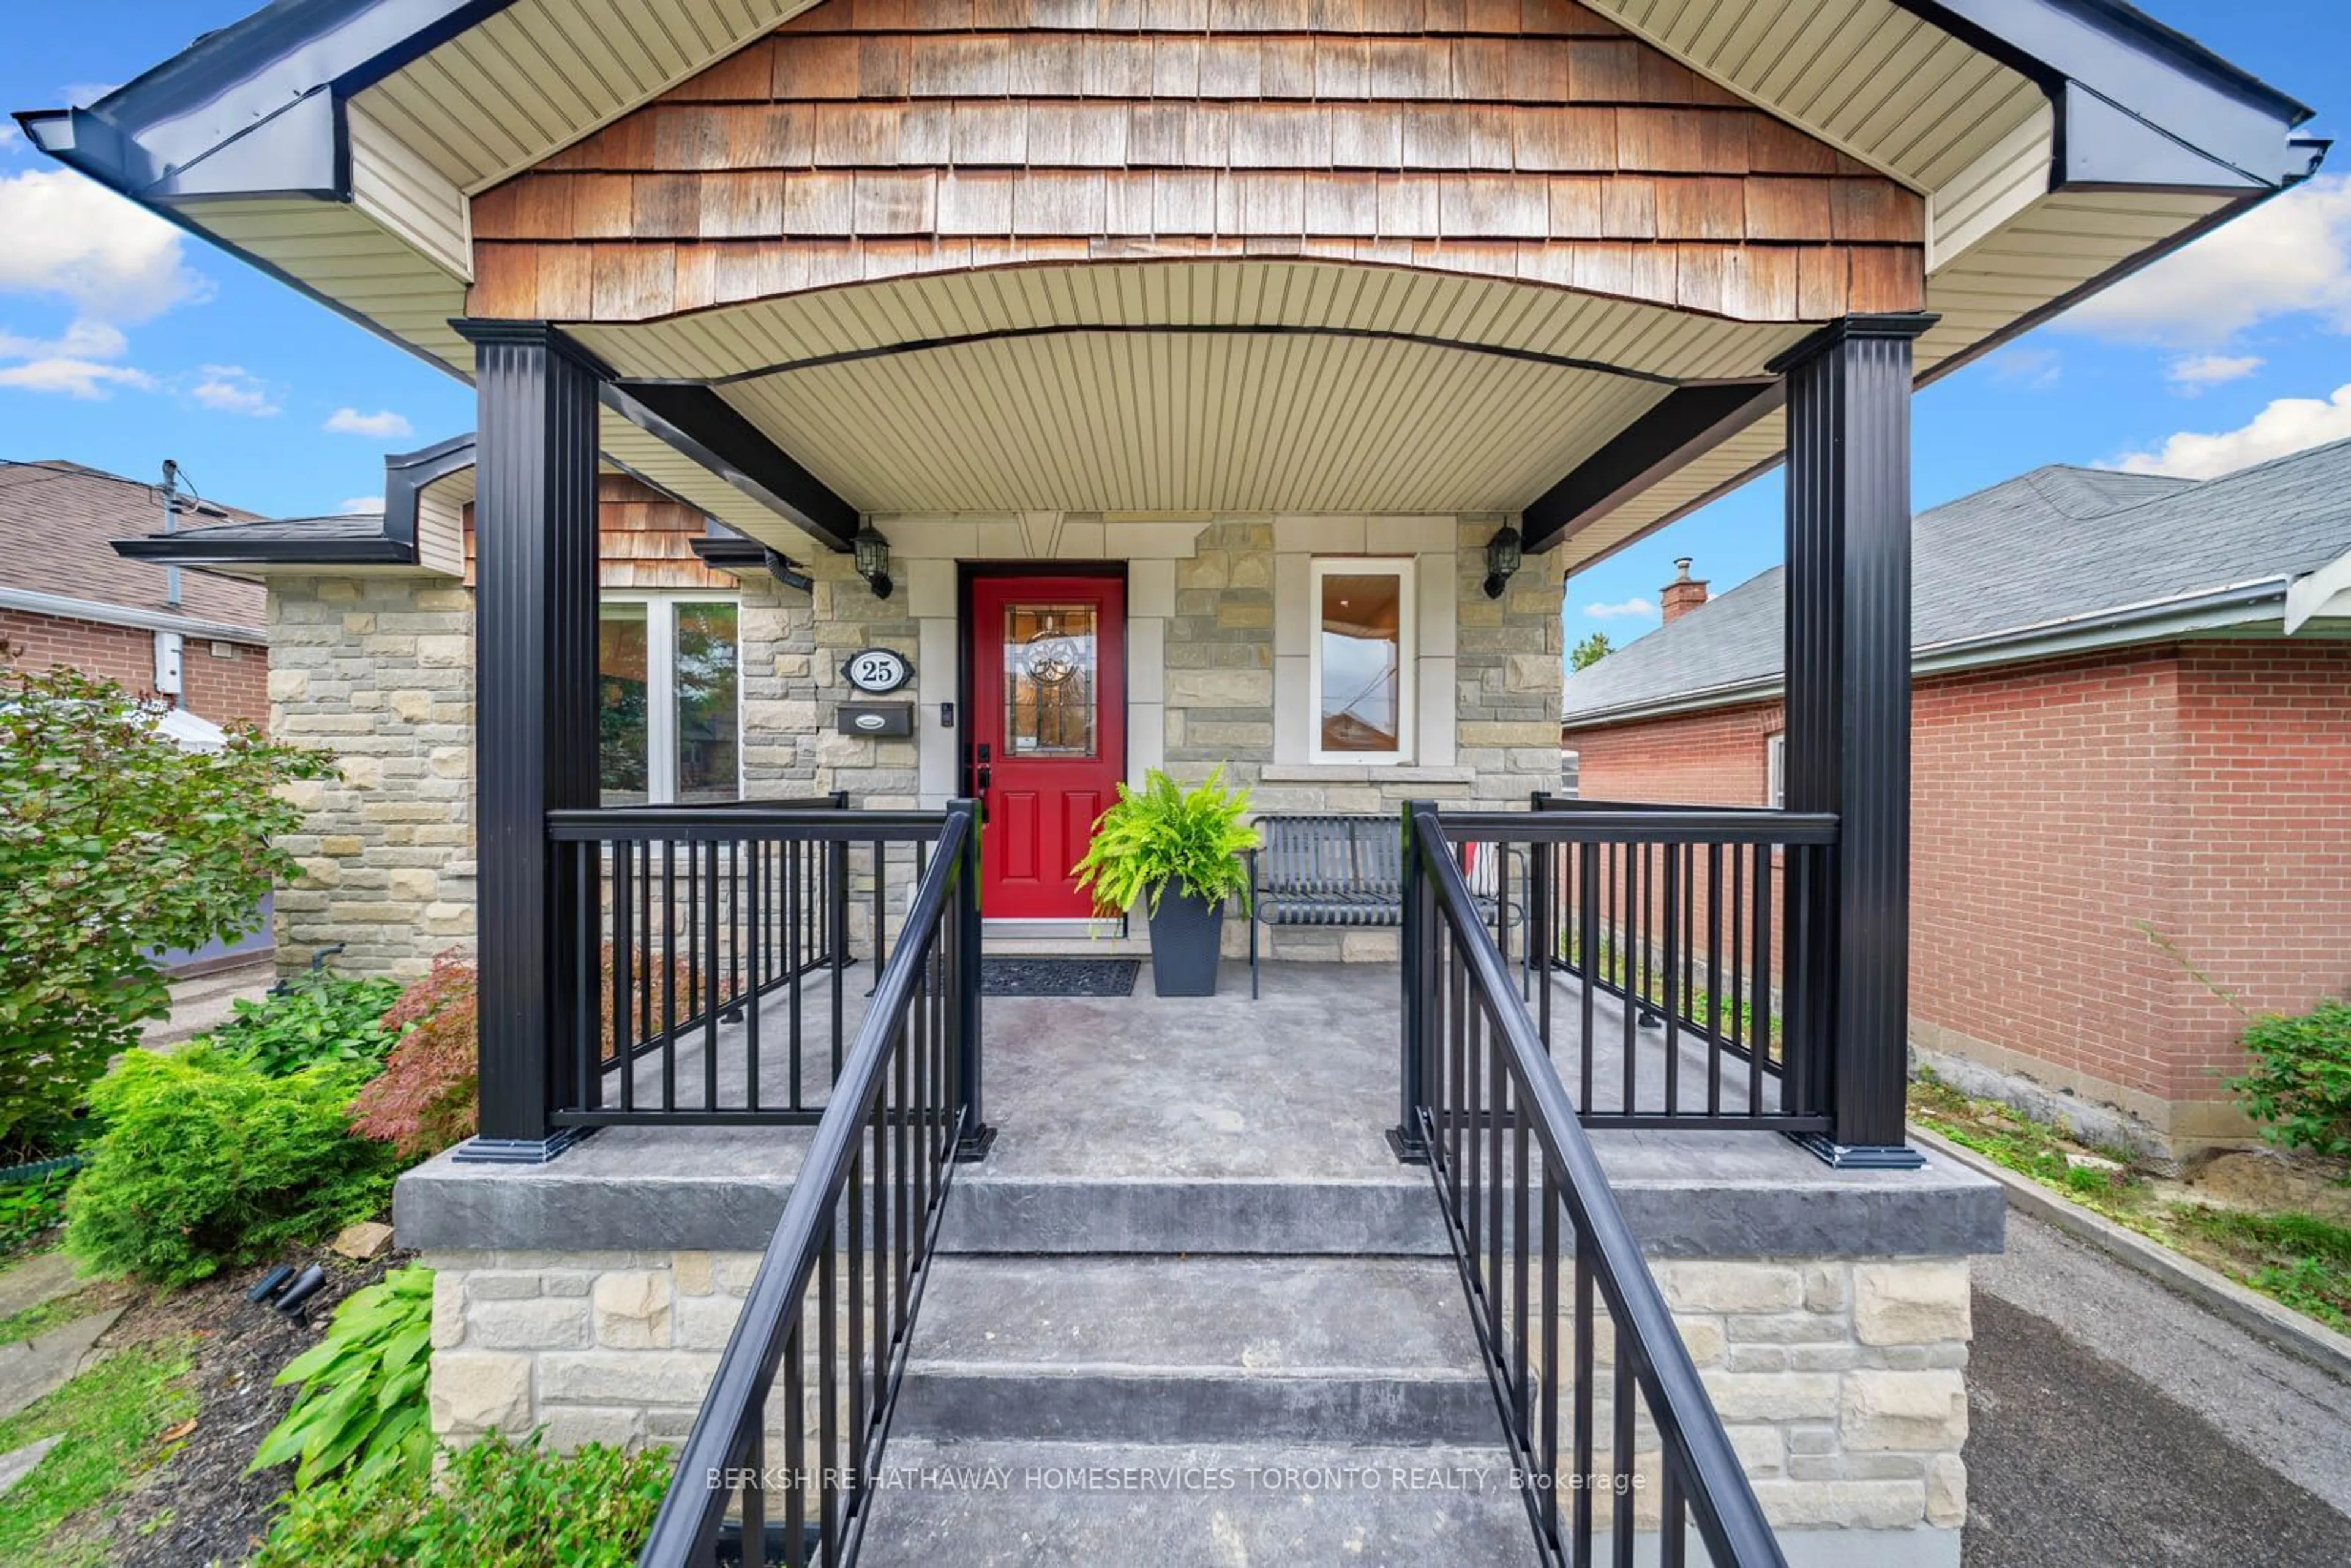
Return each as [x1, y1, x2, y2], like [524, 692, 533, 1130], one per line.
[401, 962, 1996, 1261]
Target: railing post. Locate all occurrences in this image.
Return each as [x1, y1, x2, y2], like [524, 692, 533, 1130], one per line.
[950, 799, 996, 1160]
[451, 320, 607, 1165]
[1388, 799, 1435, 1163]
[1772, 314, 1935, 1169]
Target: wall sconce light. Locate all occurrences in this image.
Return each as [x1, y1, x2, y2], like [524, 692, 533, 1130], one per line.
[853, 523, 894, 601]
[1482, 524, 1523, 600]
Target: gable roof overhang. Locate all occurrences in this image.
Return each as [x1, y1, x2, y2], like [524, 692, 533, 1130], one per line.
[22, 0, 2322, 569]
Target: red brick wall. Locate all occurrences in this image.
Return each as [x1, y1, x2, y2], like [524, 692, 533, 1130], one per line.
[0, 606, 268, 728]
[2167, 642, 2351, 1104]
[1564, 639, 2351, 1146]
[1908, 651, 2185, 1112]
[1567, 700, 1781, 807]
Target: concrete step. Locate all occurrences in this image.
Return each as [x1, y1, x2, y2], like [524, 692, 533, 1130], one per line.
[858, 1438, 1543, 1567]
[940, 1175, 1446, 1256]
[894, 1255, 1499, 1446]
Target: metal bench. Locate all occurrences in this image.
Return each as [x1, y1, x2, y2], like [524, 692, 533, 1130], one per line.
[1247, 814, 1521, 999]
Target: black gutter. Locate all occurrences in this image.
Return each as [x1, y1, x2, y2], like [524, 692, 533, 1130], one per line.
[381, 430, 477, 556]
[111, 532, 419, 569]
[688, 536, 814, 593]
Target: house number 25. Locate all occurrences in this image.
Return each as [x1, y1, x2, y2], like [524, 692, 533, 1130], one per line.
[843, 648, 913, 694]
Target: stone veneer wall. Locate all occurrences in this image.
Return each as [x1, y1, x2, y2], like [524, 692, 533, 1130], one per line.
[759, 511, 1565, 958]
[268, 576, 475, 978]
[268, 514, 1566, 969]
[422, 1248, 1968, 1543]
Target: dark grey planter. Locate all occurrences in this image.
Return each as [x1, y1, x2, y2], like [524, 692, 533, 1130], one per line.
[1146, 886, 1225, 997]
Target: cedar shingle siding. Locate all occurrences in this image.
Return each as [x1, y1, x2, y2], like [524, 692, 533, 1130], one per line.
[471, 0, 1924, 321]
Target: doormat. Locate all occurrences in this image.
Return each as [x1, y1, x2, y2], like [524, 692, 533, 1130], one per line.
[981, 958, 1139, 997]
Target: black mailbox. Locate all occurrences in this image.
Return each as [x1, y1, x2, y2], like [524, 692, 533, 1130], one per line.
[837, 702, 915, 737]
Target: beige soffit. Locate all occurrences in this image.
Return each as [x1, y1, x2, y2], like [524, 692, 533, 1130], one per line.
[1578, 0, 2047, 192]
[727, 332, 1674, 514]
[569, 260, 1815, 530]
[355, 0, 825, 193]
[567, 261, 1807, 383]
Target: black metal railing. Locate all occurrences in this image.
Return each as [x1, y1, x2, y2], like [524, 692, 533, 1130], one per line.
[546, 794, 960, 1125]
[1402, 802, 1785, 1568]
[638, 799, 985, 1568]
[1419, 797, 1838, 1131]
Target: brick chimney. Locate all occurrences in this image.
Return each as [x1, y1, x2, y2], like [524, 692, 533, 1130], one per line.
[1660, 558, 1708, 625]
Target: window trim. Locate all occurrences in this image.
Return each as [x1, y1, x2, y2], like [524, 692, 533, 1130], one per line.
[1307, 555, 1416, 767]
[599, 591, 744, 805]
[1767, 731, 1786, 810]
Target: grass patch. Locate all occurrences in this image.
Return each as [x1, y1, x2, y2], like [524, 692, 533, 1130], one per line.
[2169, 1207, 2351, 1333]
[0, 1338, 197, 1567]
[1910, 1070, 2351, 1336]
[0, 1286, 110, 1345]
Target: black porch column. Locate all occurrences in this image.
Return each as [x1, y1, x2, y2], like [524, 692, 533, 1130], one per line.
[454, 321, 606, 1161]
[1770, 313, 1934, 1168]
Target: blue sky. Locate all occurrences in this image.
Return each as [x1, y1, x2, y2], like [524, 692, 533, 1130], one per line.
[1, 2, 2345, 600]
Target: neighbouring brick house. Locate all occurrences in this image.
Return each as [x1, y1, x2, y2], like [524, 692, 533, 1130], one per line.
[0, 459, 269, 726]
[1561, 440, 2351, 1160]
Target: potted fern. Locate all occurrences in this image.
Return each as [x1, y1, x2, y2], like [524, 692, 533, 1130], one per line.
[1072, 767, 1261, 997]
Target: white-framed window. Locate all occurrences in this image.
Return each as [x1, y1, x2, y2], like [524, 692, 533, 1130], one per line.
[1766, 732, 1786, 809]
[598, 594, 743, 805]
[1308, 557, 1415, 764]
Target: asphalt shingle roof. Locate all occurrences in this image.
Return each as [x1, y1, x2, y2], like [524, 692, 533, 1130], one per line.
[1561, 438, 2351, 722]
[0, 459, 266, 631]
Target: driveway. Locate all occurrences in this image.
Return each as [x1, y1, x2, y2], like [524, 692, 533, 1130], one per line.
[1965, 1210, 2351, 1567]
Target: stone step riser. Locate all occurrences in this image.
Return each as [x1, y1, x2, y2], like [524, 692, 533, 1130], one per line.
[892, 1367, 1502, 1446]
[937, 1180, 1447, 1256]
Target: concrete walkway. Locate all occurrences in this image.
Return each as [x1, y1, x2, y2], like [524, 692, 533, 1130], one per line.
[1966, 1210, 2351, 1567]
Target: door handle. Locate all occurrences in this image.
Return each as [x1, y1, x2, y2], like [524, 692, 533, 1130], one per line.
[975, 765, 992, 793]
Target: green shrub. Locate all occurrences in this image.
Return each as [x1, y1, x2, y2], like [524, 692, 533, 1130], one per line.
[252, 1266, 433, 1489]
[1071, 766, 1260, 917]
[215, 970, 407, 1077]
[2229, 999, 2351, 1165]
[65, 1047, 396, 1287]
[0, 662, 332, 1158]
[253, 1433, 672, 1568]
[0, 1167, 74, 1259]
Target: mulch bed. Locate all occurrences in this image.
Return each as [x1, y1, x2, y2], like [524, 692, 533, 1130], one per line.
[97, 1243, 413, 1568]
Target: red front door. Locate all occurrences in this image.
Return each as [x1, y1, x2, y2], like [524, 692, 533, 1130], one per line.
[969, 575, 1126, 920]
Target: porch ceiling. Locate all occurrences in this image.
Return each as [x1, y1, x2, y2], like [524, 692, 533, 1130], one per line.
[569, 257, 1802, 527]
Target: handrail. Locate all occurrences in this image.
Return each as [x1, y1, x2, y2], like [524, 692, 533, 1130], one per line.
[550, 804, 946, 840]
[637, 799, 983, 1567]
[1438, 808, 1838, 845]
[1406, 801, 1785, 1567]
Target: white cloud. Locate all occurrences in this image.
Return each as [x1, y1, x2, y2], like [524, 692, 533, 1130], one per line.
[190, 364, 279, 416]
[0, 125, 20, 154]
[0, 319, 152, 399]
[325, 407, 414, 438]
[2059, 176, 2351, 345]
[0, 319, 128, 361]
[0, 358, 157, 398]
[1988, 345, 2062, 391]
[1583, 597, 1657, 621]
[2114, 383, 2351, 479]
[0, 168, 206, 323]
[339, 495, 388, 516]
[2165, 353, 2263, 393]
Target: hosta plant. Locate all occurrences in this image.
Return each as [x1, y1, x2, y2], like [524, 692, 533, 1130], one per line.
[251, 1265, 435, 1489]
[1071, 766, 1260, 917]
